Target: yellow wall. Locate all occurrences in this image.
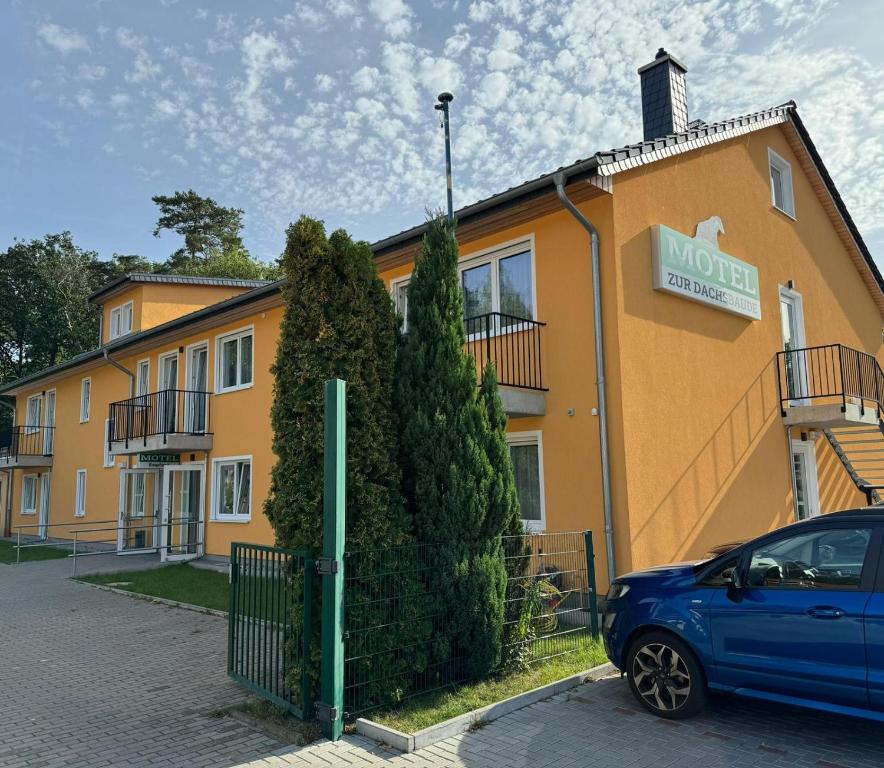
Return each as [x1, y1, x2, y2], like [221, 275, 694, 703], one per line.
[607, 124, 879, 576]
[101, 283, 257, 343]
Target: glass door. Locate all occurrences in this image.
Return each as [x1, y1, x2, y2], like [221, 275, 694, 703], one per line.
[186, 344, 208, 433]
[39, 473, 51, 539]
[118, 469, 160, 553]
[158, 354, 179, 434]
[44, 390, 56, 454]
[780, 287, 808, 403]
[161, 464, 204, 562]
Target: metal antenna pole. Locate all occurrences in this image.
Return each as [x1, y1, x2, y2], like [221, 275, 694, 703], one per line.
[434, 92, 454, 223]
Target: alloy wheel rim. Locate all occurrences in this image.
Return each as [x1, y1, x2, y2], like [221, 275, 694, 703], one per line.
[632, 643, 691, 712]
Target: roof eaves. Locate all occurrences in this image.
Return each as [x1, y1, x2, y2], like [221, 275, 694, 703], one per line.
[87, 272, 272, 304]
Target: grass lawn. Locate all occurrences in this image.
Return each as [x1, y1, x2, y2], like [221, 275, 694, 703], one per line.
[77, 563, 230, 611]
[0, 539, 70, 564]
[372, 640, 610, 733]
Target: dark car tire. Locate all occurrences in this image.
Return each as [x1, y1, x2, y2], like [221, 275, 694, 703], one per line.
[625, 631, 707, 719]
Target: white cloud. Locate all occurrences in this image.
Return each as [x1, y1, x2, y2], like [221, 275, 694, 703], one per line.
[235, 31, 294, 123]
[37, 23, 90, 54]
[154, 98, 178, 119]
[315, 73, 336, 92]
[75, 90, 95, 110]
[476, 71, 510, 108]
[78, 64, 108, 81]
[109, 92, 131, 110]
[368, 0, 415, 38]
[487, 28, 523, 70]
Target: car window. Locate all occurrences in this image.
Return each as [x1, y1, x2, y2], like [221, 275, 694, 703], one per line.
[698, 555, 739, 587]
[746, 528, 872, 589]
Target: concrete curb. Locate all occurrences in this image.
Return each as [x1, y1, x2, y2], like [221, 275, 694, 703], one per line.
[78, 581, 229, 618]
[355, 661, 616, 753]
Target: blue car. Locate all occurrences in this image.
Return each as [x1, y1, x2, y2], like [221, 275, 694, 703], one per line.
[602, 507, 884, 721]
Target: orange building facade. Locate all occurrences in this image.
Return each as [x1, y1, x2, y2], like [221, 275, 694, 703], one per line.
[3, 55, 882, 587]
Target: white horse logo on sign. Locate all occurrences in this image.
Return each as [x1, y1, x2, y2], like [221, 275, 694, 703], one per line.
[694, 216, 725, 248]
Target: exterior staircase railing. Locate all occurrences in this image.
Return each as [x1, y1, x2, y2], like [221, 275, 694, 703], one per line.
[776, 344, 884, 504]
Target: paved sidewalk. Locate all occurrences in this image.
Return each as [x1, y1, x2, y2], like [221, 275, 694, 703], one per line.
[0, 556, 291, 768]
[233, 675, 884, 768]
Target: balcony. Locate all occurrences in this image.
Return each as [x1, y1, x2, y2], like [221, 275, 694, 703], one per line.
[108, 389, 213, 456]
[0, 426, 55, 468]
[465, 312, 547, 417]
[776, 344, 882, 429]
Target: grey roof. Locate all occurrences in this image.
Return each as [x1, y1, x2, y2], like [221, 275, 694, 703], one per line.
[88, 272, 272, 304]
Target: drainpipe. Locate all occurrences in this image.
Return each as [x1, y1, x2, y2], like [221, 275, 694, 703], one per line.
[103, 349, 135, 397]
[553, 172, 616, 584]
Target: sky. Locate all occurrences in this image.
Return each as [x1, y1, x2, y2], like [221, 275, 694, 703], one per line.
[2, 0, 883, 267]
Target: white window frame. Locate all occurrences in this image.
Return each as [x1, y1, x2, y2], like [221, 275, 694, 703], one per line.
[157, 349, 179, 390]
[80, 378, 91, 423]
[390, 275, 412, 333]
[25, 394, 43, 434]
[109, 300, 134, 340]
[214, 326, 255, 394]
[136, 359, 151, 397]
[75, 469, 87, 517]
[791, 439, 820, 520]
[211, 455, 253, 522]
[768, 148, 796, 219]
[103, 419, 115, 468]
[130, 472, 146, 519]
[506, 430, 546, 532]
[21, 474, 38, 515]
[459, 236, 537, 324]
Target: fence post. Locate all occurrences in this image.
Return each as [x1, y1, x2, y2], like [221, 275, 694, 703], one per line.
[228, 544, 238, 675]
[584, 531, 600, 640]
[318, 379, 346, 741]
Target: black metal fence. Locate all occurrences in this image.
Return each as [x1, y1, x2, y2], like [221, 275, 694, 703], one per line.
[465, 312, 547, 391]
[776, 344, 883, 416]
[343, 531, 598, 718]
[108, 389, 212, 448]
[0, 425, 55, 463]
[228, 542, 315, 719]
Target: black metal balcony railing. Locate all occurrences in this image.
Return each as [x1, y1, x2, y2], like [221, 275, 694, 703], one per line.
[108, 389, 212, 449]
[776, 343, 884, 417]
[0, 425, 56, 464]
[464, 312, 547, 391]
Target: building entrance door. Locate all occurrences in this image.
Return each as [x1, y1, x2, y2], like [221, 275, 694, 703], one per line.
[779, 286, 808, 403]
[118, 469, 160, 552]
[161, 464, 203, 562]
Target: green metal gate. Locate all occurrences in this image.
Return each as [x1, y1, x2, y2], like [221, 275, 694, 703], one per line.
[227, 542, 314, 719]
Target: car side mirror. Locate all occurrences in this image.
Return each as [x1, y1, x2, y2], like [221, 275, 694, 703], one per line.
[729, 567, 742, 590]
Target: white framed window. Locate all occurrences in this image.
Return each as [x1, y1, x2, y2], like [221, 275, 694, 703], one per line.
[25, 394, 43, 434]
[460, 238, 535, 325]
[103, 419, 115, 467]
[215, 327, 254, 393]
[109, 300, 134, 340]
[80, 378, 91, 423]
[75, 470, 87, 517]
[391, 276, 411, 332]
[791, 440, 820, 520]
[212, 456, 252, 521]
[136, 359, 150, 396]
[507, 431, 546, 532]
[768, 148, 795, 218]
[21, 474, 38, 515]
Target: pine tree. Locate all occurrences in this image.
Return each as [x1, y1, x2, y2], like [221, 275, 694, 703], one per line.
[397, 215, 509, 679]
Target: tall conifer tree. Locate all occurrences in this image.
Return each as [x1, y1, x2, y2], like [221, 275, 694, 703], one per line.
[397, 215, 510, 678]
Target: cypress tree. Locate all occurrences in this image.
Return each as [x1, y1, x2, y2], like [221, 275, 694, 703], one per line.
[264, 216, 407, 551]
[264, 217, 409, 698]
[397, 215, 509, 679]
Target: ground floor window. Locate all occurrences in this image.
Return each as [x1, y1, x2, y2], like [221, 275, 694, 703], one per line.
[791, 440, 820, 520]
[213, 456, 252, 521]
[75, 469, 87, 517]
[21, 474, 37, 514]
[507, 431, 545, 531]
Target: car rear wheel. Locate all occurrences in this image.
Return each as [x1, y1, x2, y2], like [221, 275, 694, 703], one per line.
[626, 631, 706, 719]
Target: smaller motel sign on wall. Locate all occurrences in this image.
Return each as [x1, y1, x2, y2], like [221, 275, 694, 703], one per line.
[651, 224, 761, 320]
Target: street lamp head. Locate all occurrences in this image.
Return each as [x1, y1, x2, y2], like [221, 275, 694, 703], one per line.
[436, 91, 454, 104]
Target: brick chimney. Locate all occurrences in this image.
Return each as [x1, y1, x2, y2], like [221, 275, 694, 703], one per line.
[638, 48, 688, 141]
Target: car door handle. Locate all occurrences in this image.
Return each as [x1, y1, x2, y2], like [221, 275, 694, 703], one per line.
[806, 606, 846, 619]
